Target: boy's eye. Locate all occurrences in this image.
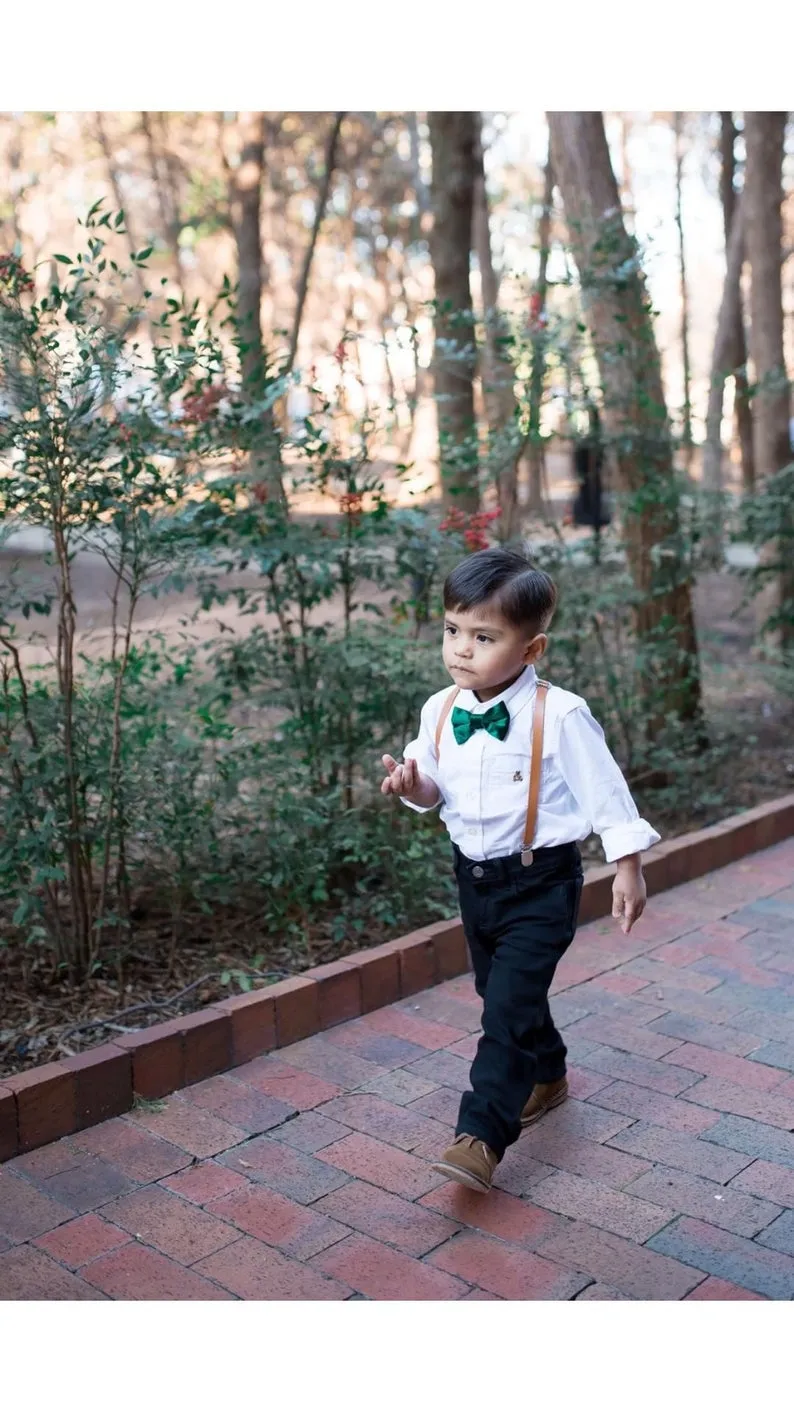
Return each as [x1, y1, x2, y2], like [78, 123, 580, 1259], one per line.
[444, 624, 457, 635]
[476, 635, 493, 644]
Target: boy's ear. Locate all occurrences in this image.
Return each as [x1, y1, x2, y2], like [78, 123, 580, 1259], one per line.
[524, 633, 547, 663]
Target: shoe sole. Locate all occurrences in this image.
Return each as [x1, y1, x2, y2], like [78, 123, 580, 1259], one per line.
[430, 1159, 492, 1193]
[520, 1083, 569, 1129]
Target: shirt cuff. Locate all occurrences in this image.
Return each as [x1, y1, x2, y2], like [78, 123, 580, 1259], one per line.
[400, 796, 442, 815]
[600, 820, 662, 865]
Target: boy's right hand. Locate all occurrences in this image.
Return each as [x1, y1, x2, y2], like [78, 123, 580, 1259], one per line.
[381, 754, 438, 808]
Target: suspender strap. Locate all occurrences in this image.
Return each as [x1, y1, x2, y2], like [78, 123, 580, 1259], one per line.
[434, 687, 460, 759]
[522, 681, 549, 866]
[434, 679, 550, 867]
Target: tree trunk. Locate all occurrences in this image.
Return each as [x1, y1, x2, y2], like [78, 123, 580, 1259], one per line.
[547, 111, 703, 732]
[227, 111, 286, 509]
[702, 197, 745, 564]
[472, 117, 520, 538]
[720, 112, 755, 493]
[285, 112, 345, 375]
[673, 114, 693, 469]
[140, 111, 186, 302]
[428, 111, 479, 512]
[527, 152, 555, 517]
[743, 111, 793, 646]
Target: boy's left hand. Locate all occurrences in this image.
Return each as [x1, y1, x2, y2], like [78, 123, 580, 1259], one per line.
[612, 856, 647, 935]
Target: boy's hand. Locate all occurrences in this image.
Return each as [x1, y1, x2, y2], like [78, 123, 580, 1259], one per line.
[381, 754, 440, 809]
[612, 855, 646, 935]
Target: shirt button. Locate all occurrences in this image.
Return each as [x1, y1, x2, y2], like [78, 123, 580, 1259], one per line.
[472, 865, 485, 879]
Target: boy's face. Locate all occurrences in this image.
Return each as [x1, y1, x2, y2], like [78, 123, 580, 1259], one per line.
[442, 602, 547, 701]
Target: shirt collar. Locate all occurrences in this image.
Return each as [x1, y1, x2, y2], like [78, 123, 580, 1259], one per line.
[456, 664, 537, 715]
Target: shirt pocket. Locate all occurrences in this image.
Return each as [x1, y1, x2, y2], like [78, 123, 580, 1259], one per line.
[488, 750, 555, 789]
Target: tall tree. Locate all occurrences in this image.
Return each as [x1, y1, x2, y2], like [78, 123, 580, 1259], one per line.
[428, 111, 479, 512]
[224, 112, 286, 508]
[673, 114, 693, 468]
[472, 116, 520, 538]
[547, 111, 703, 731]
[526, 152, 555, 517]
[720, 112, 755, 493]
[743, 111, 793, 645]
[284, 112, 345, 375]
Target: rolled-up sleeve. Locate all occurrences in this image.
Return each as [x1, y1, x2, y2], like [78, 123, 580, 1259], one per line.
[402, 701, 444, 814]
[557, 706, 661, 863]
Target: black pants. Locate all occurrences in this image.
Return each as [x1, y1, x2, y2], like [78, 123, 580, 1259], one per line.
[454, 842, 583, 1160]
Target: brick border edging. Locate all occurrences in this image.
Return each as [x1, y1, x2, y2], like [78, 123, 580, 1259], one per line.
[2, 791, 794, 1162]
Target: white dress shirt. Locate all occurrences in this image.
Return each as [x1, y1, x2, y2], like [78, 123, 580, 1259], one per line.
[402, 665, 660, 864]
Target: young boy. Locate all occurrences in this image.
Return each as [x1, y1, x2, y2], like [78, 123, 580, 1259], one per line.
[381, 546, 660, 1193]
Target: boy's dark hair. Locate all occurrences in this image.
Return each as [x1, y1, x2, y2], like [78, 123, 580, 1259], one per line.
[443, 547, 557, 634]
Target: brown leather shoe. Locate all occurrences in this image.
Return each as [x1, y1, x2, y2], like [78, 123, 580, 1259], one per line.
[520, 1077, 568, 1128]
[431, 1134, 499, 1193]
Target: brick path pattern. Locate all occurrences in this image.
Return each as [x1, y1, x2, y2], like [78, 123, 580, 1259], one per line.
[3, 840, 794, 1300]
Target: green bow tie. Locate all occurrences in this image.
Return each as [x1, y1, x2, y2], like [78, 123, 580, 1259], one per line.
[451, 700, 510, 745]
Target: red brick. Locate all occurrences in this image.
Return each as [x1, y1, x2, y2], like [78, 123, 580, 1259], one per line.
[234, 1058, 343, 1111]
[0, 1084, 17, 1162]
[211, 990, 276, 1065]
[564, 1016, 683, 1061]
[683, 1076, 794, 1131]
[314, 1178, 460, 1257]
[568, 1068, 613, 1101]
[339, 945, 401, 1013]
[161, 1160, 250, 1206]
[316, 1092, 448, 1153]
[589, 973, 650, 997]
[365, 1005, 468, 1051]
[461, 1286, 503, 1299]
[685, 1275, 766, 1300]
[403, 986, 482, 1031]
[306, 960, 362, 1030]
[420, 1182, 565, 1248]
[32, 1153, 134, 1213]
[180, 1074, 296, 1134]
[194, 1234, 348, 1299]
[60, 1044, 133, 1131]
[607, 1122, 754, 1182]
[83, 1240, 234, 1299]
[319, 1132, 445, 1200]
[34, 1213, 130, 1268]
[730, 1159, 794, 1207]
[578, 868, 614, 925]
[179, 1010, 232, 1086]
[538, 1221, 704, 1299]
[0, 1243, 100, 1299]
[446, 1034, 479, 1061]
[276, 1041, 387, 1095]
[0, 1169, 74, 1242]
[577, 1045, 705, 1097]
[575, 1283, 633, 1300]
[272, 1111, 351, 1153]
[115, 1021, 185, 1100]
[208, 1183, 347, 1260]
[102, 1185, 238, 1265]
[591, 1081, 720, 1135]
[531, 1097, 633, 1145]
[625, 1165, 782, 1238]
[428, 919, 469, 981]
[530, 1169, 674, 1242]
[395, 931, 438, 997]
[269, 976, 320, 1047]
[6, 1061, 76, 1152]
[311, 1230, 468, 1300]
[505, 1132, 651, 1192]
[660, 1042, 785, 1092]
[408, 1087, 462, 1126]
[6, 1137, 85, 1181]
[648, 1215, 794, 1299]
[217, 1135, 349, 1204]
[428, 1230, 590, 1300]
[128, 1095, 247, 1158]
[73, 1117, 192, 1183]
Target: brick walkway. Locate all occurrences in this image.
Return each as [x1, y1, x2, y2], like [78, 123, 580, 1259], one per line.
[3, 839, 794, 1300]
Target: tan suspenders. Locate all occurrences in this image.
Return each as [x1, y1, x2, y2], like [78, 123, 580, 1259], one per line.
[434, 680, 550, 868]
